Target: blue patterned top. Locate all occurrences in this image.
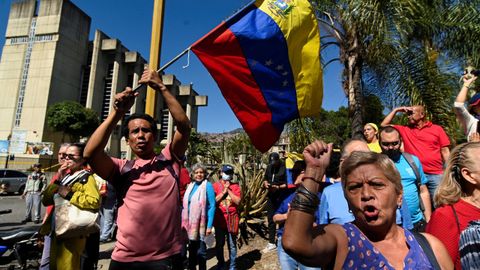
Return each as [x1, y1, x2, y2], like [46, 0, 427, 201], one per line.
[341, 223, 433, 270]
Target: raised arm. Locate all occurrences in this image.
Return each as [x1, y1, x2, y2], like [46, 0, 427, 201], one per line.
[84, 87, 137, 179]
[381, 107, 410, 127]
[139, 69, 191, 160]
[282, 140, 343, 267]
[455, 75, 477, 134]
[456, 75, 477, 103]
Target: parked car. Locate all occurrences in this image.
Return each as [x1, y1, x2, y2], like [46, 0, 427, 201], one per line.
[0, 170, 28, 194]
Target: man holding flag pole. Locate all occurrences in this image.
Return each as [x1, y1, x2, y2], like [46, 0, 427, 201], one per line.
[83, 0, 321, 268]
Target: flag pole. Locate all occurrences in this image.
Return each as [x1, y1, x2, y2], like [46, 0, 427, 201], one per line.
[133, 47, 191, 93]
[136, 0, 256, 93]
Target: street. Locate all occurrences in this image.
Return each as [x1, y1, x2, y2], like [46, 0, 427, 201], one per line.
[0, 195, 44, 231]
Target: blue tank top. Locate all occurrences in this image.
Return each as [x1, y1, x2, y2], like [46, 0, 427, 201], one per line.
[342, 223, 433, 269]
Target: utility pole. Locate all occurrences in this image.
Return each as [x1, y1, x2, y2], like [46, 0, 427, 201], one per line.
[145, 0, 165, 116]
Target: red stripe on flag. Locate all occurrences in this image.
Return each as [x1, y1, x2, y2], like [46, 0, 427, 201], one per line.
[192, 23, 280, 152]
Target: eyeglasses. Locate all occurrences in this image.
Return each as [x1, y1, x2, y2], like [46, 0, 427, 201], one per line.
[381, 141, 400, 147]
[58, 153, 67, 159]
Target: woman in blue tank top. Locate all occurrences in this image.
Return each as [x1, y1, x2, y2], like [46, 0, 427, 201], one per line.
[282, 141, 453, 270]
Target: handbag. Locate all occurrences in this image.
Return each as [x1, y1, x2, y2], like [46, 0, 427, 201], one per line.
[54, 195, 99, 238]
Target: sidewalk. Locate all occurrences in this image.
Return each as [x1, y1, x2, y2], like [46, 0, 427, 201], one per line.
[96, 236, 280, 270]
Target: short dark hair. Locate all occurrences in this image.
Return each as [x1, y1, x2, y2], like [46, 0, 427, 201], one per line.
[325, 151, 341, 179]
[122, 113, 158, 140]
[379, 126, 401, 144]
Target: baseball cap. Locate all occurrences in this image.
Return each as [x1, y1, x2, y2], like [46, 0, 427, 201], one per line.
[222, 164, 234, 174]
[469, 93, 480, 108]
[268, 152, 280, 164]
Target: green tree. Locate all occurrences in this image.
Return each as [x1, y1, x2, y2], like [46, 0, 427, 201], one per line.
[225, 132, 259, 157]
[46, 101, 100, 141]
[363, 94, 384, 126]
[286, 107, 351, 152]
[186, 130, 221, 166]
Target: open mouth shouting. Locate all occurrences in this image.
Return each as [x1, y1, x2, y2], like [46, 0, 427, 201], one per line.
[363, 205, 379, 222]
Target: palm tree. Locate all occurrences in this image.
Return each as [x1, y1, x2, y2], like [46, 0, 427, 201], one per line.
[312, 0, 480, 139]
[363, 0, 480, 141]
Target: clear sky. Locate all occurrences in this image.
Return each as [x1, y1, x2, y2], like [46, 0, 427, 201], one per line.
[0, 0, 347, 133]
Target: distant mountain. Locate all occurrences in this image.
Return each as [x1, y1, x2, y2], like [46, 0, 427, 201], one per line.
[200, 128, 244, 143]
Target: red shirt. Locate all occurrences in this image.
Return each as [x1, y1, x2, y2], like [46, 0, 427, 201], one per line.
[179, 167, 190, 202]
[426, 199, 480, 270]
[394, 122, 450, 174]
[213, 181, 241, 231]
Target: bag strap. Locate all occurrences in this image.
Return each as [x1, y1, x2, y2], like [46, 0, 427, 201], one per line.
[451, 204, 461, 233]
[402, 153, 425, 212]
[412, 232, 441, 270]
[61, 170, 91, 187]
[120, 159, 135, 175]
[117, 153, 181, 203]
[154, 153, 180, 185]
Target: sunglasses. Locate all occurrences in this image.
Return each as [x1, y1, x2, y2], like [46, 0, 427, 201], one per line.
[381, 141, 400, 147]
[64, 154, 81, 160]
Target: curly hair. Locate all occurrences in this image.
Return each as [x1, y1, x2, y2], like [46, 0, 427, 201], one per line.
[434, 142, 480, 207]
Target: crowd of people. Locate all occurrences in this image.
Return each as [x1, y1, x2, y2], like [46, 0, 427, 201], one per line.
[19, 69, 480, 270]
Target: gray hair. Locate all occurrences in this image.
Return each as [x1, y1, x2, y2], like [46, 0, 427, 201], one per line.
[59, 143, 71, 149]
[191, 163, 206, 174]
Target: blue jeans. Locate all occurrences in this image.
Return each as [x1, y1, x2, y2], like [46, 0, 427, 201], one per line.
[425, 173, 442, 208]
[99, 203, 116, 241]
[39, 235, 51, 270]
[277, 237, 321, 270]
[215, 227, 237, 270]
[188, 240, 207, 270]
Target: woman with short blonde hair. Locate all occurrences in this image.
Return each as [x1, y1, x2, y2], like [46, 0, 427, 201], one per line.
[427, 142, 480, 269]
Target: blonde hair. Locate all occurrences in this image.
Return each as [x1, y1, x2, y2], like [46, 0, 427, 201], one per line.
[434, 142, 480, 206]
[340, 151, 403, 195]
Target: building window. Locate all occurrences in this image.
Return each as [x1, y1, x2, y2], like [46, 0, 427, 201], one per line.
[101, 64, 114, 121]
[14, 18, 37, 127]
[34, 34, 54, 42]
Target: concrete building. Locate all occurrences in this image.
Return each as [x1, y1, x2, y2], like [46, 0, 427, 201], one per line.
[0, 0, 207, 168]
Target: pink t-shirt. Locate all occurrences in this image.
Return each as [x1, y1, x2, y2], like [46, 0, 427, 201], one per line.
[394, 122, 450, 174]
[110, 144, 183, 262]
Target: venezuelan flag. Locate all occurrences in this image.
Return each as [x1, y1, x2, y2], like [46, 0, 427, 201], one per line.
[192, 0, 322, 152]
